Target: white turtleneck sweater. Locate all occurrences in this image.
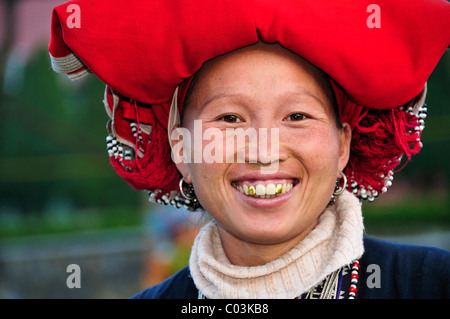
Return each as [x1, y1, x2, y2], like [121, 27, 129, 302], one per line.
[189, 191, 364, 299]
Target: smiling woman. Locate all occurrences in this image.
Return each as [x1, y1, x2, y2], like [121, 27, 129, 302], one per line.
[171, 43, 353, 268]
[48, 0, 450, 299]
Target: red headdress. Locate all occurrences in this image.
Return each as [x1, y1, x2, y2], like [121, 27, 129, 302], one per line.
[48, 0, 450, 209]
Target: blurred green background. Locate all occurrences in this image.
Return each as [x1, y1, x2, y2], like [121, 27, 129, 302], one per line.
[0, 0, 449, 298]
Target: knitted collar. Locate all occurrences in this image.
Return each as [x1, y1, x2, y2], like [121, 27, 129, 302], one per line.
[189, 191, 364, 299]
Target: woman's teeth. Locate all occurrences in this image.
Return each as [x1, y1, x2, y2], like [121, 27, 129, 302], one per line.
[231, 182, 294, 198]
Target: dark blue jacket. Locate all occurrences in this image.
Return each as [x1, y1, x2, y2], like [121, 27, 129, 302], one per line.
[132, 237, 450, 299]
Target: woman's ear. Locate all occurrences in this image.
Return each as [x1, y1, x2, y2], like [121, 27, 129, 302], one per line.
[169, 124, 193, 183]
[338, 122, 352, 172]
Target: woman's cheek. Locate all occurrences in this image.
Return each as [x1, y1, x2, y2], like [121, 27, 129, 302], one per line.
[282, 126, 340, 171]
[189, 161, 228, 210]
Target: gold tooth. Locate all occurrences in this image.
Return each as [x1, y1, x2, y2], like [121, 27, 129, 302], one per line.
[276, 184, 283, 194]
[248, 185, 256, 196]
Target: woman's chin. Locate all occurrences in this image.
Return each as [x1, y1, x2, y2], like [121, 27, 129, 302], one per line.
[222, 205, 308, 247]
[219, 219, 314, 263]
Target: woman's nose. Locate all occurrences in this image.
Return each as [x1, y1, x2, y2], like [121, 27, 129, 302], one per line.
[237, 126, 289, 166]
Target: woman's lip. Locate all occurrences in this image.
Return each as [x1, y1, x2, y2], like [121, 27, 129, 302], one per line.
[230, 181, 299, 209]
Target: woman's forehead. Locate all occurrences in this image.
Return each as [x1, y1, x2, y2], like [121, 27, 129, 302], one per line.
[198, 42, 323, 83]
[188, 42, 333, 108]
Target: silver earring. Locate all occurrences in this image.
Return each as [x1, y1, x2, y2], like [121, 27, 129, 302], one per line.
[330, 171, 347, 204]
[179, 176, 197, 201]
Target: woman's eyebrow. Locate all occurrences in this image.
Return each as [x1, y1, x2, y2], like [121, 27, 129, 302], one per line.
[200, 89, 324, 111]
[201, 92, 247, 109]
[282, 90, 325, 107]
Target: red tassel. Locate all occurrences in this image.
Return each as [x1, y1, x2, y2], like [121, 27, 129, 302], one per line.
[329, 79, 423, 196]
[109, 118, 181, 199]
[345, 107, 422, 194]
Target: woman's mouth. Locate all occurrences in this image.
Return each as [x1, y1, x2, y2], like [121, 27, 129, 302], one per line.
[231, 179, 299, 198]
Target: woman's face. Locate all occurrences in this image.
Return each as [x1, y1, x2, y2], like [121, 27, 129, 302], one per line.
[173, 42, 351, 259]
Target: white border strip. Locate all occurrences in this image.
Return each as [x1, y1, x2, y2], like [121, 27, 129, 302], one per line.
[49, 52, 88, 80]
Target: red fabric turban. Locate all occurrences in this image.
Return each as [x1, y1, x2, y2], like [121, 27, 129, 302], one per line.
[48, 0, 450, 207]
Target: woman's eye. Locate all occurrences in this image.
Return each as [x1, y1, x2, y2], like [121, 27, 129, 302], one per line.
[218, 114, 243, 123]
[285, 113, 307, 121]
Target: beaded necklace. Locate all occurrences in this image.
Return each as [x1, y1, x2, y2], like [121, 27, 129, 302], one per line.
[198, 259, 360, 299]
[348, 259, 361, 299]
